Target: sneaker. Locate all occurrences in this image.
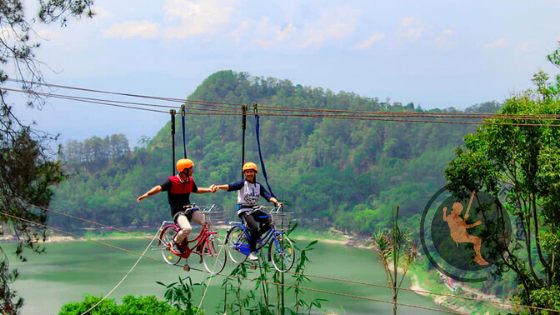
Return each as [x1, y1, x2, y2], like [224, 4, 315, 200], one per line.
[248, 252, 259, 261]
[171, 242, 184, 254]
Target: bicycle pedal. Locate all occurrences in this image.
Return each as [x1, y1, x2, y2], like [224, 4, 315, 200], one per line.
[249, 263, 258, 270]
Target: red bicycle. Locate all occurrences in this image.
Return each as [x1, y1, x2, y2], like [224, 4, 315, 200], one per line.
[158, 204, 227, 274]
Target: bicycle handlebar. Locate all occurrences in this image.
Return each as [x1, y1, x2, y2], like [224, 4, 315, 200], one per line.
[181, 204, 216, 213]
[201, 204, 216, 213]
[252, 204, 283, 213]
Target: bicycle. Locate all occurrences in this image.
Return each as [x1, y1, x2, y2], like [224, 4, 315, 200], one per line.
[158, 204, 227, 274]
[225, 205, 295, 272]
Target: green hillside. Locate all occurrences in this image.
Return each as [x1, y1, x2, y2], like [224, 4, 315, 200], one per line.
[51, 70, 498, 234]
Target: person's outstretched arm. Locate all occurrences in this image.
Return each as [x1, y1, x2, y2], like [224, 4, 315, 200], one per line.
[196, 185, 217, 193]
[215, 180, 244, 192]
[137, 185, 162, 202]
[215, 184, 230, 191]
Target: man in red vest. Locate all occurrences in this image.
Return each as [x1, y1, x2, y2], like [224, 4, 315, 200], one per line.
[137, 158, 217, 253]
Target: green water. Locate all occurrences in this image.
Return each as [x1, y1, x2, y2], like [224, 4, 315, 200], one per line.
[4, 238, 447, 315]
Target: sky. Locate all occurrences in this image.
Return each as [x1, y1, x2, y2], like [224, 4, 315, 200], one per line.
[7, 0, 560, 146]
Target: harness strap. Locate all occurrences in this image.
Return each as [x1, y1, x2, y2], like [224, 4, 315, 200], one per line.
[241, 105, 247, 179]
[254, 104, 275, 197]
[170, 109, 176, 176]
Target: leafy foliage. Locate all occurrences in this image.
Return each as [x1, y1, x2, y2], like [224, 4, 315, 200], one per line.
[373, 206, 417, 315]
[445, 45, 560, 313]
[0, 0, 93, 313]
[58, 294, 184, 315]
[156, 276, 205, 314]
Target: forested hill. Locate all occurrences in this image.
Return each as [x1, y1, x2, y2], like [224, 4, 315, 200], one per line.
[51, 70, 500, 234]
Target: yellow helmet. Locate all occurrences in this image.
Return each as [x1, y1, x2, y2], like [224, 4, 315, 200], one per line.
[176, 159, 194, 172]
[242, 162, 258, 173]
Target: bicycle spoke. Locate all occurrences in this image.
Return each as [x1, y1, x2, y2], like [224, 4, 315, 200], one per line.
[270, 235, 295, 272]
[202, 235, 227, 274]
[160, 225, 181, 265]
[225, 225, 249, 264]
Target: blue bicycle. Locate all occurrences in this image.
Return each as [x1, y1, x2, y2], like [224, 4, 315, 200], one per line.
[225, 205, 295, 272]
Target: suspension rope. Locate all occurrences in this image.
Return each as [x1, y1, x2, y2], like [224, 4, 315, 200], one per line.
[80, 229, 160, 315]
[181, 105, 187, 158]
[170, 109, 176, 175]
[254, 104, 275, 197]
[195, 241, 226, 314]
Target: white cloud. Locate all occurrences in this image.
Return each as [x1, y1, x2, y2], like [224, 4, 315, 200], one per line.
[0, 27, 16, 42]
[103, 21, 160, 39]
[397, 17, 425, 41]
[434, 28, 454, 49]
[229, 20, 251, 42]
[518, 41, 536, 52]
[163, 0, 236, 39]
[254, 17, 296, 48]
[354, 32, 385, 49]
[299, 7, 358, 48]
[35, 29, 64, 41]
[484, 38, 507, 49]
[90, 5, 112, 21]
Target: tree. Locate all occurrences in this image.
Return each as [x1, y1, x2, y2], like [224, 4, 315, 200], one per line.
[445, 45, 560, 313]
[373, 206, 417, 315]
[0, 1, 93, 313]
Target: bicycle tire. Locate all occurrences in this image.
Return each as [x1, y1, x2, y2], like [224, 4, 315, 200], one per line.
[225, 225, 249, 264]
[202, 234, 227, 274]
[160, 225, 181, 265]
[269, 234, 295, 272]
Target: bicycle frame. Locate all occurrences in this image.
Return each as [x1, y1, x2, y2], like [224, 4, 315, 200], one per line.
[231, 217, 285, 254]
[159, 214, 219, 259]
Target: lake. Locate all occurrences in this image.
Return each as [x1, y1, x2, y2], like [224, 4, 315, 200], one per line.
[4, 238, 449, 314]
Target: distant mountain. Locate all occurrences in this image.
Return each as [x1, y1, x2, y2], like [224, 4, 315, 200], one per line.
[51, 70, 500, 234]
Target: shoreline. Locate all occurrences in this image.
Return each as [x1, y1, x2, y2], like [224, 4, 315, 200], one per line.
[2, 230, 504, 314]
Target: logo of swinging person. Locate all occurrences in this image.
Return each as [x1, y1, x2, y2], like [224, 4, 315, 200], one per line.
[420, 187, 512, 282]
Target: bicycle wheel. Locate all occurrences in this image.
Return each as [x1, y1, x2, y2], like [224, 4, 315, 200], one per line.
[269, 234, 295, 272]
[202, 234, 227, 274]
[225, 225, 249, 264]
[160, 225, 181, 265]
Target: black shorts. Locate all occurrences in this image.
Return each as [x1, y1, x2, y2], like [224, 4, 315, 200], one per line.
[171, 208, 198, 223]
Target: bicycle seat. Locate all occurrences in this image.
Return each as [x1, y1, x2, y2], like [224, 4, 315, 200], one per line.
[183, 204, 200, 211]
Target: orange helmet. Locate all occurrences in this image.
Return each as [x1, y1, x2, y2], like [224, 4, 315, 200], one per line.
[242, 162, 258, 173]
[176, 159, 194, 172]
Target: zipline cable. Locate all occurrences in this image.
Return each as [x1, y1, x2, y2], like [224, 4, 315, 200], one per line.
[7, 79, 560, 121]
[4, 85, 560, 127]
[5, 83, 560, 122]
